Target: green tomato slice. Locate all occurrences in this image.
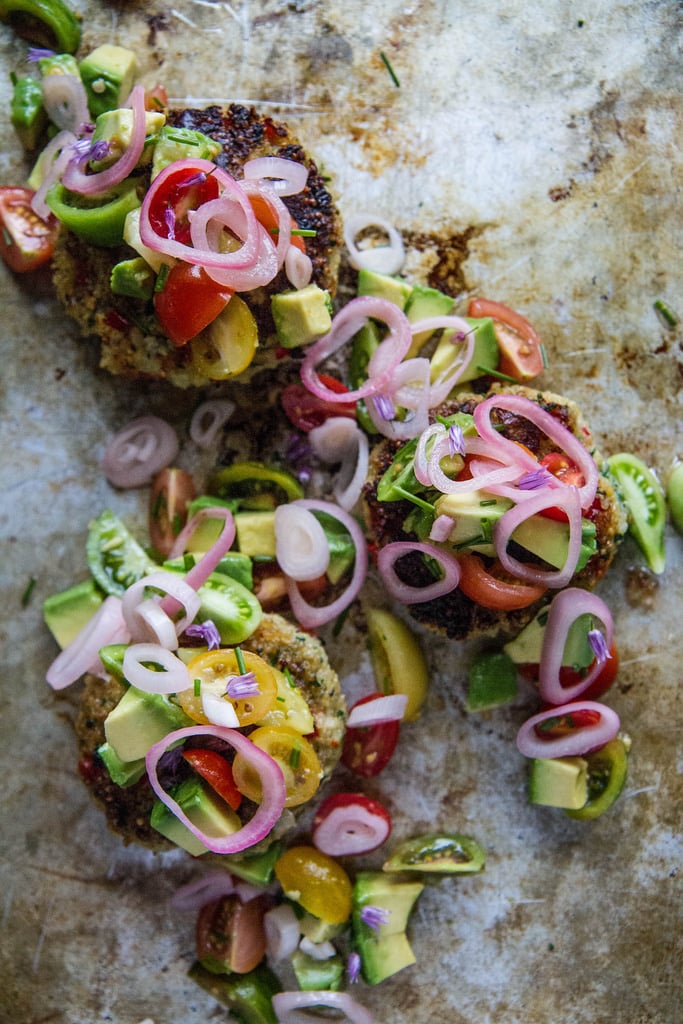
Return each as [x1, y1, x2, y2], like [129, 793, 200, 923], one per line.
[607, 452, 666, 573]
[382, 833, 486, 874]
[208, 462, 304, 510]
[565, 737, 629, 821]
[87, 510, 156, 596]
[0, 0, 82, 53]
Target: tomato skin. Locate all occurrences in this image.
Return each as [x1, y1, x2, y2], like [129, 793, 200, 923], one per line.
[232, 726, 321, 808]
[281, 375, 357, 432]
[467, 296, 544, 380]
[518, 642, 619, 701]
[341, 693, 400, 777]
[0, 187, 58, 272]
[533, 707, 602, 738]
[274, 845, 352, 924]
[182, 748, 243, 811]
[154, 262, 234, 346]
[149, 467, 196, 556]
[457, 553, 547, 610]
[248, 193, 306, 254]
[147, 165, 220, 244]
[196, 893, 270, 973]
[538, 452, 585, 522]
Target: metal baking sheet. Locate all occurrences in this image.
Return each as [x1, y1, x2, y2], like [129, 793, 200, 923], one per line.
[1, 2, 681, 1022]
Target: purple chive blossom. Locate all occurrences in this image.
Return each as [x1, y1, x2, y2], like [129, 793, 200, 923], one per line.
[518, 467, 552, 490]
[225, 672, 260, 700]
[374, 393, 396, 421]
[179, 171, 208, 189]
[185, 619, 222, 650]
[347, 952, 361, 984]
[164, 206, 176, 240]
[89, 139, 111, 162]
[360, 905, 390, 930]
[588, 628, 611, 663]
[27, 47, 55, 63]
[448, 423, 465, 458]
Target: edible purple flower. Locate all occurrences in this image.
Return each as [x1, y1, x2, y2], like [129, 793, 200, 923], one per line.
[27, 47, 55, 63]
[347, 952, 361, 984]
[164, 206, 176, 240]
[89, 139, 111, 162]
[518, 467, 552, 490]
[448, 423, 465, 458]
[178, 170, 207, 190]
[185, 619, 221, 651]
[374, 393, 396, 421]
[588, 628, 610, 663]
[360, 905, 390, 930]
[225, 672, 260, 700]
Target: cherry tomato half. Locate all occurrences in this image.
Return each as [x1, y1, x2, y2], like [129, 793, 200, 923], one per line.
[248, 193, 306, 254]
[518, 641, 620, 702]
[274, 845, 352, 924]
[538, 452, 585, 522]
[457, 553, 547, 610]
[154, 262, 234, 347]
[341, 693, 400, 777]
[149, 467, 196, 556]
[467, 296, 545, 381]
[182, 748, 243, 811]
[281, 375, 357, 432]
[147, 165, 219, 245]
[232, 726, 321, 808]
[0, 186, 58, 272]
[180, 649, 278, 726]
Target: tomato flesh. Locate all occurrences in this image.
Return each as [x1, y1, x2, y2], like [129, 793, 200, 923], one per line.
[518, 642, 619, 701]
[0, 186, 58, 272]
[538, 452, 585, 522]
[154, 262, 234, 346]
[149, 467, 196, 556]
[281, 375, 357, 432]
[248, 192, 306, 254]
[341, 693, 400, 777]
[467, 296, 544, 380]
[147, 166, 219, 245]
[182, 748, 243, 811]
[457, 552, 547, 610]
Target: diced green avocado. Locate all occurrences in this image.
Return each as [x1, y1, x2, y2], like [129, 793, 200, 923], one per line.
[466, 651, 517, 711]
[234, 510, 277, 557]
[10, 74, 47, 150]
[123, 207, 167, 273]
[90, 107, 165, 170]
[434, 489, 513, 555]
[43, 578, 103, 649]
[298, 912, 344, 944]
[79, 45, 138, 119]
[529, 756, 589, 809]
[511, 515, 596, 571]
[357, 267, 413, 310]
[110, 256, 155, 299]
[150, 775, 242, 856]
[430, 316, 500, 386]
[189, 961, 281, 1024]
[225, 843, 283, 886]
[97, 643, 127, 683]
[104, 685, 192, 762]
[271, 284, 333, 349]
[291, 948, 344, 991]
[352, 871, 424, 985]
[405, 284, 454, 355]
[38, 52, 79, 77]
[151, 125, 222, 179]
[97, 741, 146, 787]
[503, 607, 596, 669]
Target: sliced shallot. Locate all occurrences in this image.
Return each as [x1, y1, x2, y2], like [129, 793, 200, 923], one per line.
[46, 595, 129, 690]
[377, 541, 461, 604]
[516, 700, 620, 759]
[30, 129, 76, 220]
[171, 870, 237, 911]
[264, 903, 301, 961]
[41, 72, 89, 134]
[102, 415, 179, 489]
[202, 691, 241, 728]
[538, 588, 614, 704]
[243, 156, 308, 196]
[189, 398, 236, 448]
[365, 358, 431, 441]
[272, 990, 375, 1024]
[344, 212, 405, 276]
[285, 244, 313, 290]
[308, 417, 369, 510]
[122, 642, 191, 695]
[61, 84, 147, 196]
[274, 504, 330, 581]
[165, 506, 236, 594]
[494, 486, 583, 589]
[346, 693, 407, 726]
[122, 570, 201, 643]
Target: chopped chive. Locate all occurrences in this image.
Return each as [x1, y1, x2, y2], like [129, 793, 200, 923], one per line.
[21, 576, 36, 607]
[235, 647, 247, 675]
[540, 342, 549, 368]
[479, 499, 498, 507]
[194, 678, 201, 696]
[477, 365, 519, 383]
[391, 484, 435, 513]
[3, 227, 13, 248]
[276, 695, 286, 703]
[283, 667, 296, 689]
[653, 299, 678, 328]
[289, 744, 301, 769]
[154, 263, 170, 293]
[380, 50, 400, 87]
[332, 604, 351, 637]
[269, 227, 317, 237]
[172, 512, 183, 536]
[183, 553, 195, 571]
[150, 491, 165, 519]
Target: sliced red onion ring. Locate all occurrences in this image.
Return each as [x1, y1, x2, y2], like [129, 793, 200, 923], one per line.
[122, 571, 201, 642]
[344, 212, 405, 276]
[378, 540, 461, 604]
[165, 506, 236, 596]
[407, 316, 474, 406]
[202, 691, 241, 727]
[538, 589, 614, 704]
[273, 990, 375, 1024]
[309, 417, 369, 510]
[516, 700, 621, 759]
[264, 903, 301, 961]
[31, 129, 77, 220]
[61, 84, 147, 196]
[41, 73, 89, 134]
[132, 598, 179, 649]
[189, 398, 236, 448]
[365, 358, 431, 441]
[414, 423, 446, 485]
[171, 870, 236, 911]
[284, 499, 367, 629]
[346, 693, 407, 726]
[122, 643, 191, 695]
[473, 394, 599, 509]
[431, 434, 522, 495]
[274, 504, 330, 581]
[146, 725, 286, 854]
[301, 297, 412, 404]
[242, 180, 291, 269]
[46, 596, 128, 690]
[494, 486, 583, 588]
[243, 156, 309, 196]
[102, 415, 179, 489]
[285, 243, 313, 290]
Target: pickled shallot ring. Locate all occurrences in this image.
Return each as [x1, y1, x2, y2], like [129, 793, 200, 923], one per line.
[189, 398, 236, 449]
[243, 156, 309, 196]
[171, 870, 237, 912]
[122, 642, 191, 695]
[516, 700, 620, 759]
[46, 596, 129, 690]
[133, 598, 179, 649]
[429, 513, 455, 542]
[272, 990, 375, 1024]
[377, 541, 461, 604]
[122, 571, 201, 641]
[407, 315, 474, 406]
[165, 506, 236, 593]
[494, 485, 583, 588]
[308, 417, 369, 510]
[30, 129, 76, 220]
[61, 84, 147, 196]
[414, 423, 447, 485]
[428, 434, 521, 495]
[285, 243, 313, 289]
[365, 358, 431, 441]
[274, 504, 330, 581]
[41, 73, 89, 135]
[146, 725, 286, 854]
[344, 211, 405, 276]
[538, 589, 614, 704]
[242, 180, 292, 268]
[102, 415, 179, 489]
[188, 194, 262, 270]
[264, 904, 301, 961]
[473, 393, 599, 508]
[346, 693, 408, 726]
[284, 499, 368, 629]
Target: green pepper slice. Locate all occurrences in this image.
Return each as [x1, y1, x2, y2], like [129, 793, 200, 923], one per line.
[87, 510, 156, 596]
[208, 461, 304, 510]
[607, 452, 666, 573]
[382, 833, 486, 875]
[45, 178, 141, 247]
[188, 961, 280, 1024]
[10, 74, 47, 150]
[0, 0, 81, 53]
[565, 737, 628, 821]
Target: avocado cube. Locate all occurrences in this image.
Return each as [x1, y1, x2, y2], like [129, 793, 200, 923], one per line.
[430, 315, 500, 387]
[405, 284, 454, 355]
[97, 742, 146, 787]
[466, 651, 517, 711]
[529, 757, 589, 809]
[224, 843, 283, 886]
[150, 776, 241, 856]
[79, 45, 138, 118]
[271, 284, 333, 349]
[151, 125, 222, 180]
[91, 108, 166, 170]
[435, 489, 513, 555]
[357, 268, 413, 310]
[104, 686, 191, 762]
[234, 510, 277, 557]
[512, 515, 596, 571]
[43, 578, 104, 649]
[291, 949, 344, 991]
[110, 256, 155, 300]
[10, 75, 47, 150]
[38, 53, 79, 78]
[504, 608, 596, 669]
[352, 872, 424, 985]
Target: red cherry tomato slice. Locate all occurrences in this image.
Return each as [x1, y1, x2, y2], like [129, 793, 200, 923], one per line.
[312, 791, 392, 856]
[248, 193, 306, 254]
[457, 553, 547, 610]
[182, 748, 243, 811]
[153, 262, 233, 346]
[518, 642, 619, 702]
[281, 375, 357, 432]
[0, 186, 58, 272]
[341, 694, 400, 777]
[148, 467, 196, 557]
[533, 706, 602, 739]
[537, 452, 586, 521]
[147, 165, 220, 245]
[467, 296, 544, 381]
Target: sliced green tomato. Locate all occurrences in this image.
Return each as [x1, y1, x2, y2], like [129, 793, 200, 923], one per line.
[208, 461, 304, 510]
[189, 296, 258, 380]
[366, 607, 429, 721]
[565, 737, 629, 821]
[666, 462, 683, 535]
[45, 179, 141, 247]
[188, 961, 281, 1024]
[607, 453, 666, 573]
[0, 0, 82, 52]
[86, 509, 155, 596]
[382, 833, 486, 875]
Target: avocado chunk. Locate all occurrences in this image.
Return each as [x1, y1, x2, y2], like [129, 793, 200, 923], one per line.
[466, 651, 517, 711]
[97, 741, 146, 788]
[79, 44, 138, 119]
[104, 685, 192, 762]
[291, 948, 344, 991]
[38, 52, 79, 78]
[529, 756, 589, 809]
[43, 578, 103, 649]
[10, 74, 47, 150]
[352, 871, 424, 984]
[405, 283, 454, 355]
[151, 125, 222, 179]
[356, 267, 413, 310]
[430, 315, 500, 386]
[511, 515, 596, 571]
[189, 961, 281, 1024]
[503, 607, 596, 669]
[234, 510, 277, 558]
[435, 489, 513, 555]
[271, 284, 333, 348]
[224, 843, 283, 886]
[150, 775, 242, 856]
[110, 256, 155, 299]
[90, 107, 166, 170]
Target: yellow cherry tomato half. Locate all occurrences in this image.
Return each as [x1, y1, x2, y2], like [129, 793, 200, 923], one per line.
[274, 845, 352, 924]
[366, 607, 429, 722]
[232, 726, 322, 808]
[180, 649, 278, 726]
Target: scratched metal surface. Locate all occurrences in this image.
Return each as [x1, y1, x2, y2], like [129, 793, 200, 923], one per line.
[0, 2, 681, 1023]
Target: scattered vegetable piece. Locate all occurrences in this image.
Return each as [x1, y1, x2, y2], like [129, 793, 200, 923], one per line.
[0, 185, 57, 271]
[366, 607, 429, 721]
[313, 793, 392, 856]
[382, 833, 486, 875]
[607, 452, 666, 573]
